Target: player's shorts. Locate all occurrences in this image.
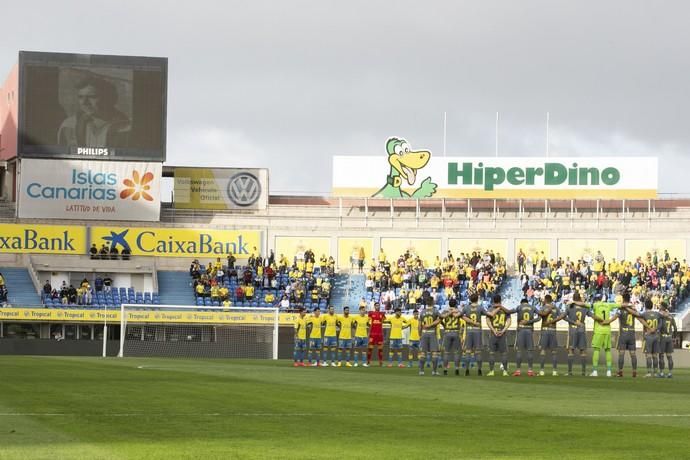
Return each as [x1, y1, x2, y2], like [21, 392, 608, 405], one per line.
[442, 332, 461, 353]
[516, 329, 534, 351]
[660, 337, 673, 354]
[409, 340, 420, 350]
[354, 337, 369, 348]
[539, 330, 558, 349]
[617, 331, 636, 351]
[567, 329, 587, 350]
[464, 329, 482, 350]
[324, 336, 338, 348]
[389, 338, 403, 349]
[488, 334, 507, 353]
[420, 333, 439, 353]
[643, 334, 660, 354]
[338, 339, 353, 349]
[309, 338, 322, 349]
[294, 339, 307, 350]
[369, 334, 384, 346]
[591, 333, 612, 350]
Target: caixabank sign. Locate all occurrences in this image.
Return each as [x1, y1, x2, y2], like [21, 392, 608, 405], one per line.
[18, 159, 162, 221]
[332, 137, 658, 199]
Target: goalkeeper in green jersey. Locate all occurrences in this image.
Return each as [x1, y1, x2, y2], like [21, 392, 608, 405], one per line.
[590, 294, 619, 377]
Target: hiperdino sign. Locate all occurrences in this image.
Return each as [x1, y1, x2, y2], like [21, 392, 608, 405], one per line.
[333, 147, 658, 199]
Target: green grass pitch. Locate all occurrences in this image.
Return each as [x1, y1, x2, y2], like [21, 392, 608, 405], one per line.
[0, 356, 689, 459]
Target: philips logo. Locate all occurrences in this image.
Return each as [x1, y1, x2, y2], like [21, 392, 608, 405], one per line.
[76, 147, 109, 156]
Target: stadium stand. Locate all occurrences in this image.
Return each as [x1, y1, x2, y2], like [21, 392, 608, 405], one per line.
[0, 268, 39, 306]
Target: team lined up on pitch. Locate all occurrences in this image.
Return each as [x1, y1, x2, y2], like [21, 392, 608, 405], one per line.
[293, 292, 676, 378]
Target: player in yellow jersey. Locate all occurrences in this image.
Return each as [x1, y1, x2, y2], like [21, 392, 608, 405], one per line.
[337, 307, 355, 367]
[406, 309, 420, 367]
[307, 308, 326, 367]
[293, 308, 308, 367]
[352, 306, 370, 367]
[385, 307, 407, 367]
[322, 306, 339, 366]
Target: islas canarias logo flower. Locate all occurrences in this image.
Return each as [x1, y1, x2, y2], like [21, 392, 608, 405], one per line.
[120, 170, 155, 201]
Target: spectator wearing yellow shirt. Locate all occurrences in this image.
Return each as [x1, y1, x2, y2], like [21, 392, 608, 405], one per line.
[210, 285, 220, 301]
[244, 284, 255, 301]
[195, 283, 205, 298]
[264, 292, 275, 305]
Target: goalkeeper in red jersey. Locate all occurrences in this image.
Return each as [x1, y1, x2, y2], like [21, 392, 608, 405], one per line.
[367, 301, 386, 366]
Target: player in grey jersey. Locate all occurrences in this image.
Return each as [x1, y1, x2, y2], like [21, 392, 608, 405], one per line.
[510, 298, 540, 377]
[461, 293, 488, 376]
[610, 292, 640, 377]
[537, 294, 564, 376]
[563, 292, 592, 376]
[658, 302, 676, 378]
[637, 299, 662, 378]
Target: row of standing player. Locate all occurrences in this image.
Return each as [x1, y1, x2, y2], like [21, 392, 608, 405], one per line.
[293, 292, 676, 378]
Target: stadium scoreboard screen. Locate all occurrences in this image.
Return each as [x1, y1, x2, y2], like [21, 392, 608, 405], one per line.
[17, 51, 167, 162]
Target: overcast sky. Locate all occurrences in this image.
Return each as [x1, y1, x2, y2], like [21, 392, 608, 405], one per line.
[2, 0, 689, 195]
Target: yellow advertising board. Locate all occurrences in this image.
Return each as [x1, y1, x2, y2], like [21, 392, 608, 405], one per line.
[448, 239, 508, 260]
[0, 223, 86, 254]
[337, 237, 373, 269]
[380, 238, 441, 266]
[624, 239, 687, 262]
[557, 239, 617, 262]
[90, 227, 262, 259]
[274, 236, 331, 261]
[515, 239, 551, 263]
[0, 308, 298, 325]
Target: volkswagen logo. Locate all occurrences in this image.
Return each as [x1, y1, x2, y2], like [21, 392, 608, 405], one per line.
[227, 172, 261, 207]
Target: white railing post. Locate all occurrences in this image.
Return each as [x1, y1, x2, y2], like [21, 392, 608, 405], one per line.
[272, 307, 279, 360]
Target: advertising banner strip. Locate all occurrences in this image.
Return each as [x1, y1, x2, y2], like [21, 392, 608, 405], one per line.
[173, 167, 268, 210]
[0, 308, 298, 325]
[0, 223, 86, 254]
[332, 155, 658, 199]
[90, 227, 262, 258]
[18, 159, 162, 222]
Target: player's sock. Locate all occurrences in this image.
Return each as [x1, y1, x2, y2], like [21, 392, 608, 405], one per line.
[646, 356, 652, 372]
[501, 353, 508, 371]
[454, 355, 460, 369]
[552, 353, 558, 370]
[469, 355, 477, 369]
[658, 354, 665, 372]
[419, 356, 425, 371]
[475, 353, 482, 371]
[432, 354, 438, 372]
[668, 355, 674, 372]
[527, 351, 533, 370]
[540, 354, 546, 371]
[631, 354, 637, 370]
[367, 347, 372, 363]
[460, 354, 467, 369]
[378, 348, 383, 363]
[592, 349, 599, 369]
[617, 353, 624, 371]
[489, 354, 495, 371]
[516, 351, 522, 370]
[580, 355, 586, 373]
[652, 356, 659, 373]
[605, 349, 612, 369]
[567, 354, 573, 373]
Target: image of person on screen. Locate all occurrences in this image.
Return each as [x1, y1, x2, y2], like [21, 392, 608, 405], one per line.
[57, 75, 131, 147]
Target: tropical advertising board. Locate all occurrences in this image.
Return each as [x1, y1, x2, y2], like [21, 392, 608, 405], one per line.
[173, 167, 268, 210]
[332, 137, 657, 199]
[18, 159, 162, 221]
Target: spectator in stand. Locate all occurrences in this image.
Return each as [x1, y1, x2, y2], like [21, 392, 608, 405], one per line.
[43, 280, 52, 300]
[99, 244, 109, 260]
[227, 253, 236, 270]
[264, 291, 275, 305]
[210, 284, 220, 302]
[121, 246, 131, 260]
[195, 282, 205, 298]
[235, 285, 245, 303]
[280, 294, 290, 310]
[103, 275, 113, 293]
[89, 244, 98, 259]
[94, 276, 103, 293]
[245, 283, 255, 301]
[109, 244, 119, 260]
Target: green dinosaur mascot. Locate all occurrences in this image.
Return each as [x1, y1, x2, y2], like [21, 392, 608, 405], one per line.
[373, 137, 438, 198]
